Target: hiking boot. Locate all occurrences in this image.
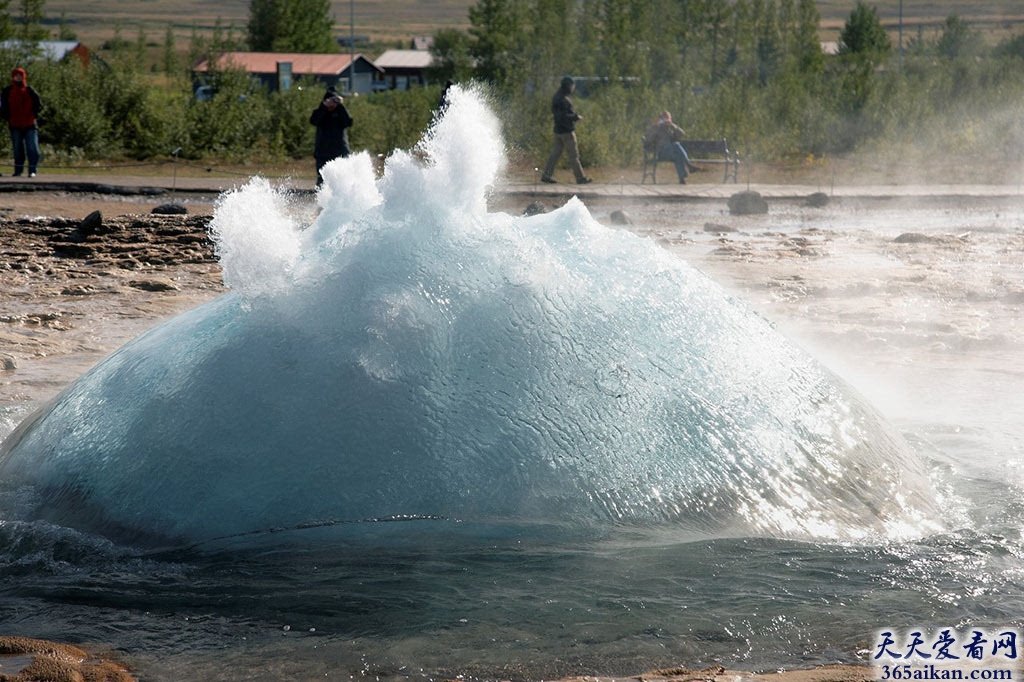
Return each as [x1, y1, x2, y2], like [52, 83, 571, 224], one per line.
[576, 176, 593, 184]
[679, 177, 687, 184]
[541, 175, 556, 184]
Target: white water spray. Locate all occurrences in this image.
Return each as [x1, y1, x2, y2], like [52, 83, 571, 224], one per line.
[0, 86, 939, 547]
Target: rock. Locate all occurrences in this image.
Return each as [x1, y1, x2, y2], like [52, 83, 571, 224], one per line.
[50, 242, 96, 258]
[728, 190, 768, 215]
[0, 214, 215, 268]
[128, 278, 180, 292]
[23, 312, 63, 325]
[61, 284, 99, 296]
[0, 353, 16, 370]
[894, 232, 940, 244]
[806, 192, 830, 207]
[704, 222, 736, 233]
[78, 209, 103, 234]
[523, 201, 548, 216]
[176, 233, 209, 244]
[711, 244, 749, 257]
[609, 209, 632, 225]
[0, 635, 135, 681]
[152, 203, 188, 215]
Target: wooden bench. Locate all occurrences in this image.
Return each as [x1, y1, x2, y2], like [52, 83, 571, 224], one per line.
[642, 137, 740, 184]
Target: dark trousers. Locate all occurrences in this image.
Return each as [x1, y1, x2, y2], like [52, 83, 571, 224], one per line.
[315, 151, 349, 187]
[10, 126, 40, 175]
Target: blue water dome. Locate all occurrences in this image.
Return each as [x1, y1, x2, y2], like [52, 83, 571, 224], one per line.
[0, 86, 939, 549]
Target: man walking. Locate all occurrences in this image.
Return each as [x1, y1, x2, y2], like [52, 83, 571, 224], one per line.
[541, 76, 592, 185]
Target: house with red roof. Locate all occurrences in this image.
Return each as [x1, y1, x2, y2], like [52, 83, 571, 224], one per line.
[193, 51, 384, 95]
[0, 40, 92, 67]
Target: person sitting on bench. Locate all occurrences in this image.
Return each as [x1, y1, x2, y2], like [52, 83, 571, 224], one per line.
[644, 111, 702, 184]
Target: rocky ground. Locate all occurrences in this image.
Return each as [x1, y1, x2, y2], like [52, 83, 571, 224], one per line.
[0, 207, 224, 405]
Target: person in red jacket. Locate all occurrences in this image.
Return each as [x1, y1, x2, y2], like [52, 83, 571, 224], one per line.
[0, 67, 42, 177]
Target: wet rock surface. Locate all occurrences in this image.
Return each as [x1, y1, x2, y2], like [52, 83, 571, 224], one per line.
[0, 636, 135, 681]
[0, 213, 224, 404]
[727, 190, 769, 215]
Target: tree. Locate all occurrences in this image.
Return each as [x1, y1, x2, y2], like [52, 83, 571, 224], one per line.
[134, 27, 147, 68]
[56, 10, 74, 40]
[725, 0, 759, 81]
[936, 14, 978, 59]
[16, 0, 47, 43]
[427, 28, 474, 84]
[703, 0, 732, 85]
[247, 0, 279, 51]
[596, 0, 652, 84]
[247, 0, 335, 53]
[526, 0, 575, 89]
[468, 0, 525, 88]
[599, 0, 632, 80]
[838, 2, 891, 60]
[0, 0, 12, 41]
[756, 0, 781, 85]
[792, 0, 824, 75]
[163, 24, 178, 76]
[834, 1, 891, 120]
[993, 30, 1024, 60]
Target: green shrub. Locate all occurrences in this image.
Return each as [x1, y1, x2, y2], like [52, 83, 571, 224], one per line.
[183, 68, 273, 160]
[268, 78, 322, 158]
[347, 87, 437, 157]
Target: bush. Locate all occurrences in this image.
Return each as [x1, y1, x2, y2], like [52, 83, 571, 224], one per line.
[98, 68, 179, 159]
[268, 78, 322, 158]
[347, 86, 438, 157]
[183, 69, 273, 160]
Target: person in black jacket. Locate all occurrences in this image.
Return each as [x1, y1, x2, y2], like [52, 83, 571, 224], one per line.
[540, 76, 592, 185]
[310, 86, 353, 187]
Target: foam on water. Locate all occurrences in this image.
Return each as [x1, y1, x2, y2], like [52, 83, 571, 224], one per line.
[0, 85, 939, 548]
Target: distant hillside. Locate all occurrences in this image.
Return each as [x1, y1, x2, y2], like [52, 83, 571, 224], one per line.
[44, 0, 474, 49]
[816, 0, 1024, 41]
[38, 0, 1024, 51]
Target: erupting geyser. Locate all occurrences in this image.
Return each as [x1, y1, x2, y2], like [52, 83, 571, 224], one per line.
[0, 86, 938, 548]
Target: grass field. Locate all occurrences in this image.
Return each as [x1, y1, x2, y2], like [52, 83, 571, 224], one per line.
[41, 0, 1024, 57]
[815, 0, 1024, 41]
[44, 0, 474, 50]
